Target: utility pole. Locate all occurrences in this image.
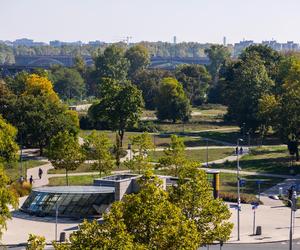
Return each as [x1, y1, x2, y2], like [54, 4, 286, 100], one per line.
[237, 138, 243, 241]
[206, 138, 209, 167]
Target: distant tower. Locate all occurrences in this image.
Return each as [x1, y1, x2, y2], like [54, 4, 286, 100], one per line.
[173, 36, 177, 58]
[223, 36, 227, 46]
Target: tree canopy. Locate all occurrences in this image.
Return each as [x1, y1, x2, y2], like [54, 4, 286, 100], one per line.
[175, 64, 211, 106]
[50, 66, 86, 100]
[223, 53, 274, 131]
[156, 77, 191, 122]
[0, 115, 19, 164]
[259, 56, 300, 160]
[89, 79, 144, 146]
[0, 73, 79, 153]
[131, 69, 172, 110]
[47, 131, 84, 185]
[94, 45, 130, 82]
[125, 45, 150, 78]
[83, 131, 115, 177]
[0, 165, 18, 239]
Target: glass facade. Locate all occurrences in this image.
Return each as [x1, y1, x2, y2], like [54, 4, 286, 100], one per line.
[21, 186, 115, 218]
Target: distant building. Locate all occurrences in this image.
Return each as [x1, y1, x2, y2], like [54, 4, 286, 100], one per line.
[50, 40, 82, 47]
[223, 36, 227, 46]
[88, 40, 104, 46]
[14, 38, 34, 46]
[233, 40, 255, 57]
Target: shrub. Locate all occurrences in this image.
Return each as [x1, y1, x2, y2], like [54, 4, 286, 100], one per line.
[219, 192, 263, 204]
[27, 234, 46, 250]
[10, 181, 32, 197]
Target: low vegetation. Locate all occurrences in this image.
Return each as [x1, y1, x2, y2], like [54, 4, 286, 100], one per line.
[213, 146, 299, 175]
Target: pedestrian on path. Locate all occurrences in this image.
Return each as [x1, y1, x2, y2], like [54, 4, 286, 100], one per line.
[240, 147, 244, 155]
[38, 168, 43, 179]
[29, 175, 34, 185]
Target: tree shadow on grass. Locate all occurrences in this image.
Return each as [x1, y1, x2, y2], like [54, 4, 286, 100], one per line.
[220, 157, 299, 175]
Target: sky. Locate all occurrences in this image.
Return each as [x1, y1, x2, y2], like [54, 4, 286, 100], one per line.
[1, 0, 300, 44]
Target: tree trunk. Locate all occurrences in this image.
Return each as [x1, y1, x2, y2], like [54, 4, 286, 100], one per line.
[66, 168, 69, 186]
[118, 130, 124, 148]
[296, 146, 299, 161]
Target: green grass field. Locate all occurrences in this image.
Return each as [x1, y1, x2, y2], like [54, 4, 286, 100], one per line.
[4, 160, 48, 182]
[149, 148, 234, 163]
[212, 146, 299, 175]
[48, 174, 100, 186]
[218, 173, 284, 195]
[79, 130, 225, 148]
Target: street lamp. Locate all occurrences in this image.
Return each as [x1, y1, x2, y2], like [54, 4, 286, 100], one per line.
[206, 138, 209, 167]
[287, 191, 297, 250]
[237, 138, 243, 241]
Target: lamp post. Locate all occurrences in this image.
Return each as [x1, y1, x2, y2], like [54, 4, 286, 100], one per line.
[206, 138, 209, 167]
[237, 138, 243, 241]
[288, 191, 297, 250]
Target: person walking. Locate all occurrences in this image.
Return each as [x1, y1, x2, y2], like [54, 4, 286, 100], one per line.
[29, 175, 34, 185]
[38, 168, 43, 179]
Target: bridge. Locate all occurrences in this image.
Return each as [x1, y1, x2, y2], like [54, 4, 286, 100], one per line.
[0, 55, 210, 76]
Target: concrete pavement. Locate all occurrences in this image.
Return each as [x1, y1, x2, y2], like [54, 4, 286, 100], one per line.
[227, 202, 300, 243]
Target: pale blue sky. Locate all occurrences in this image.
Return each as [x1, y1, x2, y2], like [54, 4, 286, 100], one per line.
[1, 0, 300, 44]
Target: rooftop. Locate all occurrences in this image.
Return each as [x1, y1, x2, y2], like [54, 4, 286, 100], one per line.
[33, 186, 115, 194]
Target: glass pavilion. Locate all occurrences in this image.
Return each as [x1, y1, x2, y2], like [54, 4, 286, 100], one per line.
[21, 186, 115, 218]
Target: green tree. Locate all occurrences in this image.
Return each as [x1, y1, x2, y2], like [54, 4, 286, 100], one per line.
[175, 64, 211, 106]
[0, 165, 18, 239]
[156, 77, 191, 122]
[0, 115, 19, 164]
[158, 135, 189, 177]
[50, 66, 86, 100]
[124, 133, 154, 174]
[131, 69, 172, 110]
[47, 131, 84, 185]
[223, 54, 274, 132]
[89, 79, 144, 147]
[259, 57, 300, 160]
[94, 45, 130, 82]
[53, 172, 200, 249]
[0, 74, 79, 154]
[125, 45, 150, 78]
[239, 45, 282, 81]
[205, 45, 231, 103]
[52, 209, 137, 250]
[83, 131, 114, 177]
[169, 165, 233, 245]
[27, 234, 46, 250]
[205, 45, 231, 84]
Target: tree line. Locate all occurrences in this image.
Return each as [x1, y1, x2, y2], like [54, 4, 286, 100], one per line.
[0, 41, 224, 64]
[214, 45, 300, 160]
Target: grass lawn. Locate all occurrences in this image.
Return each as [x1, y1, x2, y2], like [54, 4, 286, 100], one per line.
[48, 163, 94, 174]
[149, 148, 234, 163]
[79, 130, 224, 148]
[218, 173, 284, 195]
[199, 130, 283, 146]
[48, 174, 100, 186]
[5, 160, 48, 182]
[211, 146, 300, 175]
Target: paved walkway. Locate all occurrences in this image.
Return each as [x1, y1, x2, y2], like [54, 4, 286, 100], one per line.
[228, 202, 300, 243]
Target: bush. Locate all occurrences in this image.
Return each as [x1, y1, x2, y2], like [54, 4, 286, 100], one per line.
[10, 181, 32, 197]
[219, 192, 262, 204]
[136, 121, 160, 133]
[27, 234, 46, 250]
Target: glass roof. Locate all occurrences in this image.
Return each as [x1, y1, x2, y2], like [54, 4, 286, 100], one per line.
[33, 186, 115, 194]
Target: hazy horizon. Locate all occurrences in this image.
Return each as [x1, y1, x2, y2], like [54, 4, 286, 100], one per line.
[2, 0, 300, 44]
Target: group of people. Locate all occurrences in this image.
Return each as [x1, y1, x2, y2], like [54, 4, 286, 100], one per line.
[19, 167, 43, 185]
[235, 146, 244, 155]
